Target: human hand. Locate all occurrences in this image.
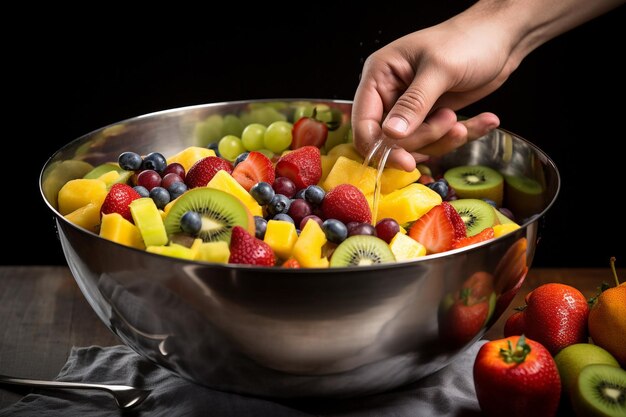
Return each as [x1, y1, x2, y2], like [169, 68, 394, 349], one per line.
[352, 14, 518, 171]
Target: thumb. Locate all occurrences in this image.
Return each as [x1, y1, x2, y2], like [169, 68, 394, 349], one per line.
[383, 70, 448, 140]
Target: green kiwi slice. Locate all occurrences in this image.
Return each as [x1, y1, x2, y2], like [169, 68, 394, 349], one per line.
[572, 364, 626, 417]
[164, 188, 251, 243]
[444, 165, 504, 206]
[450, 199, 497, 236]
[330, 235, 395, 267]
[504, 174, 544, 220]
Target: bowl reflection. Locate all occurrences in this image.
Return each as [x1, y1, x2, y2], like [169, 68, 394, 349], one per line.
[40, 99, 559, 398]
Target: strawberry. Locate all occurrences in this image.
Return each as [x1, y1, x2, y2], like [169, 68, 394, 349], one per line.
[231, 152, 275, 191]
[503, 283, 589, 355]
[451, 227, 494, 249]
[291, 116, 328, 149]
[185, 156, 232, 189]
[100, 183, 141, 222]
[282, 258, 300, 268]
[442, 201, 466, 240]
[321, 184, 371, 224]
[275, 146, 322, 190]
[474, 335, 561, 417]
[408, 204, 455, 254]
[229, 226, 275, 266]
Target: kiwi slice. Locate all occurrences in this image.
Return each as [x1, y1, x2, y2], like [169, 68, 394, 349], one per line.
[504, 174, 544, 220]
[571, 364, 626, 417]
[444, 165, 504, 206]
[450, 199, 497, 237]
[164, 188, 251, 244]
[330, 235, 395, 267]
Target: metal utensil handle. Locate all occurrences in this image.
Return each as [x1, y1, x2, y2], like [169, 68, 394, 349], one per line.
[0, 374, 128, 393]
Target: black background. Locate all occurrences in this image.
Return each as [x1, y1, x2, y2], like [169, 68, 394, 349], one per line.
[10, 4, 624, 267]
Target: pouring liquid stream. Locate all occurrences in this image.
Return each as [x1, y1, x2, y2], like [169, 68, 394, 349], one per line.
[360, 137, 394, 225]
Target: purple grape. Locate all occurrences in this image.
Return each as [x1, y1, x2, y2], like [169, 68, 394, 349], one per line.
[300, 215, 323, 230]
[273, 177, 297, 198]
[348, 222, 376, 237]
[288, 199, 312, 225]
[136, 169, 162, 191]
[375, 218, 400, 243]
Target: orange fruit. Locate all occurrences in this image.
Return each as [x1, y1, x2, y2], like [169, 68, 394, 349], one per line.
[588, 257, 626, 367]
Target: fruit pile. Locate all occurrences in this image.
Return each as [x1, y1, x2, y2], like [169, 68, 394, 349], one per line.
[474, 258, 626, 417]
[56, 104, 527, 268]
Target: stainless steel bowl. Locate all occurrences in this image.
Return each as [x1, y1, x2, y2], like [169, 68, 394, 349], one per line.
[40, 99, 559, 398]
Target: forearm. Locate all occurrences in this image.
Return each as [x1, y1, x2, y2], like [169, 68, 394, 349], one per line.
[454, 0, 624, 64]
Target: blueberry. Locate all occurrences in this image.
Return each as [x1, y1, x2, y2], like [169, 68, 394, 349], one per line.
[294, 189, 306, 200]
[149, 186, 170, 209]
[207, 142, 220, 157]
[249, 182, 275, 205]
[233, 152, 250, 168]
[427, 180, 448, 199]
[181, 211, 202, 235]
[322, 219, 348, 244]
[267, 194, 291, 216]
[133, 185, 150, 197]
[141, 152, 167, 173]
[167, 181, 188, 200]
[304, 185, 325, 205]
[118, 151, 143, 171]
[273, 213, 295, 224]
[254, 216, 268, 239]
[482, 198, 497, 208]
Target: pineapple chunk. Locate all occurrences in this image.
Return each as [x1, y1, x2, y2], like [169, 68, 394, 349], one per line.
[377, 183, 442, 225]
[326, 143, 364, 163]
[147, 243, 195, 260]
[206, 170, 263, 217]
[195, 241, 230, 263]
[322, 156, 376, 194]
[389, 233, 426, 261]
[264, 220, 298, 260]
[380, 167, 421, 194]
[492, 223, 521, 238]
[64, 202, 102, 233]
[130, 198, 168, 247]
[58, 178, 108, 215]
[293, 220, 329, 268]
[319, 154, 339, 183]
[167, 146, 216, 173]
[99, 213, 145, 249]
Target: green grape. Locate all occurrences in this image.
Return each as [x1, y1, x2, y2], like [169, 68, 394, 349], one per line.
[194, 114, 223, 146]
[218, 135, 246, 161]
[256, 149, 275, 160]
[221, 114, 244, 137]
[264, 121, 293, 153]
[241, 123, 267, 151]
[324, 122, 351, 153]
[292, 104, 314, 122]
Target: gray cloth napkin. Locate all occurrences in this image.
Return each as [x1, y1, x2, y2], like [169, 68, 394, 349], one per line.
[0, 342, 485, 417]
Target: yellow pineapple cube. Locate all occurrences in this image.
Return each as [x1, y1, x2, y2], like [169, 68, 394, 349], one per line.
[99, 213, 145, 249]
[130, 198, 168, 247]
[377, 183, 442, 225]
[147, 243, 195, 260]
[206, 170, 263, 217]
[326, 143, 364, 163]
[492, 223, 521, 238]
[64, 202, 103, 233]
[195, 241, 230, 263]
[293, 220, 329, 268]
[322, 156, 376, 194]
[58, 178, 108, 215]
[264, 220, 298, 260]
[319, 154, 339, 183]
[380, 167, 421, 194]
[167, 147, 216, 173]
[389, 232, 426, 261]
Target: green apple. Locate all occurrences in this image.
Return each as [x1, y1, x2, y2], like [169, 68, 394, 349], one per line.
[554, 343, 620, 395]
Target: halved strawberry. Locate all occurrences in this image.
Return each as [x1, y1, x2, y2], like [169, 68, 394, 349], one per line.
[185, 156, 233, 189]
[100, 183, 141, 222]
[231, 151, 275, 191]
[275, 146, 322, 190]
[451, 227, 495, 249]
[321, 184, 371, 224]
[408, 204, 455, 254]
[291, 117, 328, 149]
[442, 201, 467, 240]
[229, 226, 275, 266]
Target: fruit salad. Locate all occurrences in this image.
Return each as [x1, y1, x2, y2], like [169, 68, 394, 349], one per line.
[55, 103, 541, 268]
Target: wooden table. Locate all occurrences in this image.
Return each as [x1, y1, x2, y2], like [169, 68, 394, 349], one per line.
[0, 266, 619, 408]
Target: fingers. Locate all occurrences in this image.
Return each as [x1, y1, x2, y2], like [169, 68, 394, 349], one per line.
[382, 68, 448, 140]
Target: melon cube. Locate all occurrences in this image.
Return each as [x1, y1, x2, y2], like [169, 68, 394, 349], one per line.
[99, 213, 145, 249]
[146, 243, 195, 260]
[264, 220, 298, 260]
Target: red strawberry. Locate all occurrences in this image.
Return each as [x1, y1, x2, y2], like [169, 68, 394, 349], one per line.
[100, 183, 141, 222]
[408, 204, 455, 254]
[282, 258, 300, 268]
[321, 184, 371, 224]
[503, 283, 589, 355]
[291, 117, 328, 149]
[275, 146, 322, 190]
[451, 227, 494, 249]
[231, 152, 275, 191]
[442, 201, 466, 240]
[185, 156, 232, 189]
[228, 226, 275, 266]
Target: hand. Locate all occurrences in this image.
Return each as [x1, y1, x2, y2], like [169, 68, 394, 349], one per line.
[352, 14, 517, 170]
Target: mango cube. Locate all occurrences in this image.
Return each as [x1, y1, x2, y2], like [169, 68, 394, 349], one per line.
[195, 241, 231, 263]
[322, 156, 376, 194]
[293, 220, 329, 268]
[319, 154, 339, 183]
[326, 143, 364, 163]
[130, 198, 168, 247]
[492, 223, 521, 238]
[99, 213, 145, 249]
[377, 183, 442, 225]
[389, 233, 426, 261]
[264, 220, 298, 260]
[64, 202, 103, 233]
[58, 178, 108, 215]
[167, 146, 216, 173]
[206, 170, 263, 217]
[380, 167, 421, 194]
